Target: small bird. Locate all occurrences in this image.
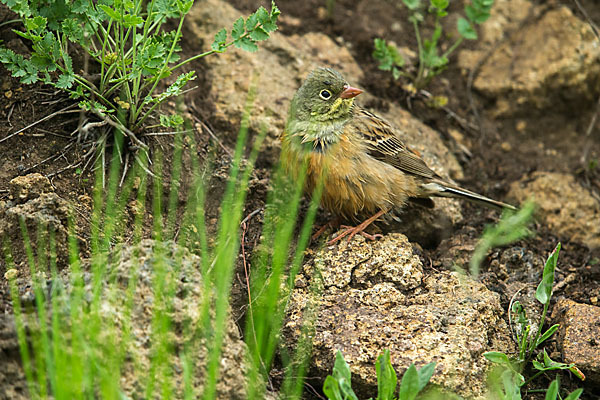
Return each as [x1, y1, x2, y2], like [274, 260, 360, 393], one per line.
[281, 67, 516, 243]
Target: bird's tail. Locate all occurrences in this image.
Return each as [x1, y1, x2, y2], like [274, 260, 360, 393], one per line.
[422, 180, 517, 211]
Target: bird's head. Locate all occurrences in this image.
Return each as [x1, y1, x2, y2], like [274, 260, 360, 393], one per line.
[291, 67, 362, 124]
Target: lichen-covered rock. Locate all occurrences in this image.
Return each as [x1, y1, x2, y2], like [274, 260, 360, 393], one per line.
[0, 192, 71, 274]
[93, 240, 249, 399]
[508, 171, 600, 248]
[284, 234, 513, 399]
[552, 299, 600, 384]
[0, 240, 249, 400]
[459, 6, 600, 116]
[9, 173, 52, 203]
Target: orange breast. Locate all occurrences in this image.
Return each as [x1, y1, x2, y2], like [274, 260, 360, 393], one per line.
[281, 132, 419, 220]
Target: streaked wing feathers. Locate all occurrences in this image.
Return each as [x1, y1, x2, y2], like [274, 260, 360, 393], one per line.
[353, 108, 438, 179]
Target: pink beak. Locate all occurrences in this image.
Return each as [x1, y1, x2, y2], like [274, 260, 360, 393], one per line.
[340, 85, 363, 99]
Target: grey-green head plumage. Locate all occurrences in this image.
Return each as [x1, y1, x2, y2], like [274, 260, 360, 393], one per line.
[286, 68, 359, 147]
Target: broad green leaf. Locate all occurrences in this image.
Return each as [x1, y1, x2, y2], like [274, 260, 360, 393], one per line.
[564, 388, 584, 400]
[376, 350, 397, 400]
[457, 17, 477, 40]
[323, 375, 343, 400]
[545, 380, 558, 400]
[501, 369, 522, 399]
[536, 243, 561, 305]
[398, 364, 419, 400]
[484, 351, 510, 365]
[418, 363, 435, 391]
[402, 0, 421, 11]
[430, 0, 448, 10]
[536, 324, 559, 347]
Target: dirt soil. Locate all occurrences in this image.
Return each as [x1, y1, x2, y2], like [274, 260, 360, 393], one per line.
[1, 0, 600, 398]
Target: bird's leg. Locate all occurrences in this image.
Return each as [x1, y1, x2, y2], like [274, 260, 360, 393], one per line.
[327, 209, 388, 245]
[311, 217, 341, 242]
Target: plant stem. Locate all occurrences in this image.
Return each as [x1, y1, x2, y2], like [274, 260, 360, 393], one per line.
[133, 13, 186, 124]
[412, 18, 425, 87]
[441, 36, 464, 61]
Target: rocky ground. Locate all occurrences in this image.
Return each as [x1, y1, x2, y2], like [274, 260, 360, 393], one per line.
[1, 0, 600, 398]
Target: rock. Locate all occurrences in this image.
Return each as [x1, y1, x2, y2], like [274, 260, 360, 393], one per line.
[459, 5, 600, 116]
[552, 299, 600, 384]
[0, 315, 28, 400]
[284, 233, 513, 399]
[187, 0, 464, 243]
[0, 192, 71, 275]
[508, 172, 600, 248]
[92, 240, 249, 399]
[9, 173, 52, 203]
[0, 240, 250, 400]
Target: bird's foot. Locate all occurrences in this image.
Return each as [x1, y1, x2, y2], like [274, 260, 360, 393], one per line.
[326, 209, 387, 245]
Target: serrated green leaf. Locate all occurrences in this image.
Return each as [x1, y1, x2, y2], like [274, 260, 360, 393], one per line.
[211, 28, 227, 52]
[235, 36, 258, 52]
[545, 380, 558, 400]
[231, 16, 245, 40]
[159, 114, 184, 127]
[398, 364, 419, 400]
[536, 243, 561, 305]
[24, 16, 47, 33]
[122, 14, 144, 27]
[246, 12, 258, 30]
[250, 26, 269, 41]
[56, 73, 75, 89]
[99, 5, 121, 21]
[262, 20, 277, 33]
[270, 1, 280, 19]
[256, 6, 269, 24]
[176, 0, 192, 14]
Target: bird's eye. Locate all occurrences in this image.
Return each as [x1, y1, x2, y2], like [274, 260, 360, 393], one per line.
[319, 89, 332, 100]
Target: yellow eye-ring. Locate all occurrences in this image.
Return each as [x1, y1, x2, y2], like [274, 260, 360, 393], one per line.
[319, 89, 332, 100]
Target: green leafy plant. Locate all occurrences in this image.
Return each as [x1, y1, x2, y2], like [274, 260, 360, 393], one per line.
[323, 350, 435, 400]
[373, 0, 494, 89]
[484, 244, 585, 399]
[0, 0, 279, 147]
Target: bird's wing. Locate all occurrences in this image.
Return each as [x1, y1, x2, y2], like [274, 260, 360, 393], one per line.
[352, 107, 439, 180]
